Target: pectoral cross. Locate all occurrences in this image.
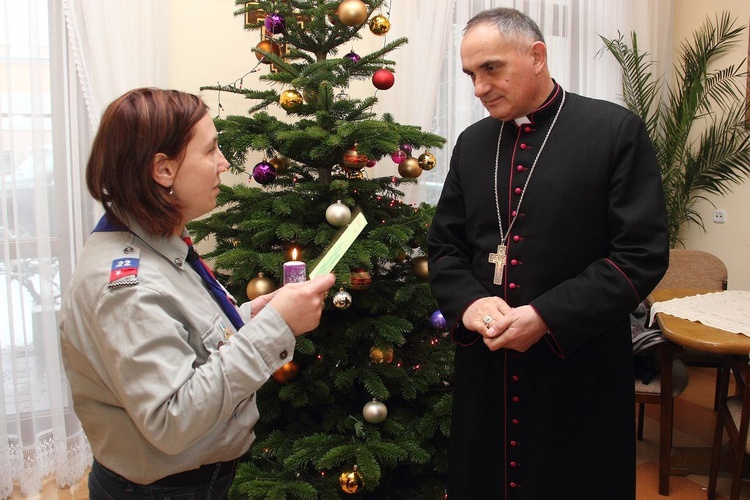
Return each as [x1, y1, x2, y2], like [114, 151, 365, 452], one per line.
[488, 244, 506, 285]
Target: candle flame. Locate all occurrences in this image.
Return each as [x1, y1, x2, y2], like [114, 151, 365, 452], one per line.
[292, 248, 298, 261]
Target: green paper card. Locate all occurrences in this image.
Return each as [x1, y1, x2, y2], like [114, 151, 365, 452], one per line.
[309, 211, 367, 279]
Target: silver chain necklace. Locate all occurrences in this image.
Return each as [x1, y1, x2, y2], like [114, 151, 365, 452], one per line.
[489, 89, 566, 285]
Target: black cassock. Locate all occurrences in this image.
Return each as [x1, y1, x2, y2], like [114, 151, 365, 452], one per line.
[428, 85, 669, 499]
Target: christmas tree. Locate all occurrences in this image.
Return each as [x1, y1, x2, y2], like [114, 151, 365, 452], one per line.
[193, 1, 450, 497]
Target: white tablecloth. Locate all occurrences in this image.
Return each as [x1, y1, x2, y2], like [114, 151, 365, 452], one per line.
[649, 290, 750, 337]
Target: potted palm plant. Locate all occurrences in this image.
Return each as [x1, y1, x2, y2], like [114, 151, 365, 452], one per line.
[601, 12, 750, 248]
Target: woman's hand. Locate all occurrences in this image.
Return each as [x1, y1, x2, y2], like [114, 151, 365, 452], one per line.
[269, 273, 336, 336]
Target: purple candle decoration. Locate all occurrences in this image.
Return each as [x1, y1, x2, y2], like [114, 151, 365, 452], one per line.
[264, 13, 286, 34]
[283, 249, 307, 285]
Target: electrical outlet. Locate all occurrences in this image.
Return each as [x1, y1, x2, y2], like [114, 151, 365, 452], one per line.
[713, 209, 726, 224]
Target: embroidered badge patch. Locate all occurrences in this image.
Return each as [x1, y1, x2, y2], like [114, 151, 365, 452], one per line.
[109, 258, 140, 288]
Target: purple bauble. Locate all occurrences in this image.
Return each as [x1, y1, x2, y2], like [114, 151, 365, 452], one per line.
[390, 150, 407, 164]
[344, 51, 361, 63]
[252, 161, 277, 185]
[430, 310, 447, 331]
[264, 13, 286, 34]
[400, 144, 413, 155]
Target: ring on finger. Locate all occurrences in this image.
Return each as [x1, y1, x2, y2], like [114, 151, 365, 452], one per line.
[482, 314, 495, 328]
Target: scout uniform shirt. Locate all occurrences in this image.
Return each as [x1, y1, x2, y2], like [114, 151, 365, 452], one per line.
[59, 217, 296, 485]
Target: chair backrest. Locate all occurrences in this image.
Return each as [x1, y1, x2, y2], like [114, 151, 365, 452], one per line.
[655, 249, 728, 291]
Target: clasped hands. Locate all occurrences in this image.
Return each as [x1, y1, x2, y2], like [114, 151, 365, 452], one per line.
[462, 296, 549, 352]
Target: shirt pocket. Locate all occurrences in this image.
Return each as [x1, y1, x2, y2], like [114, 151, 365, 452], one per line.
[199, 313, 234, 358]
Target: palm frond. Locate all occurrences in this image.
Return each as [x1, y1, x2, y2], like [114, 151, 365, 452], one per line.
[602, 12, 750, 247]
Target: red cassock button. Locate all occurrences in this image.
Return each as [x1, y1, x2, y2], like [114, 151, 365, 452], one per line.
[512, 375, 519, 381]
[509, 283, 518, 289]
[520, 143, 529, 149]
[516, 165, 524, 172]
[510, 440, 518, 446]
[510, 482, 518, 488]
[513, 235, 521, 242]
[512, 418, 519, 425]
[510, 461, 517, 467]
[510, 259, 518, 266]
[512, 396, 520, 402]
[524, 126, 532, 133]
[514, 187, 522, 194]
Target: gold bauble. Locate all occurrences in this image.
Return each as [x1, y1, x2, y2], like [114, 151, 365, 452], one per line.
[246, 272, 277, 300]
[368, 15, 391, 35]
[338, 465, 364, 494]
[272, 361, 299, 383]
[336, 0, 368, 27]
[269, 157, 288, 175]
[398, 156, 422, 178]
[349, 269, 372, 291]
[369, 346, 394, 364]
[412, 256, 429, 281]
[417, 151, 437, 171]
[255, 39, 281, 63]
[346, 169, 364, 180]
[279, 89, 303, 112]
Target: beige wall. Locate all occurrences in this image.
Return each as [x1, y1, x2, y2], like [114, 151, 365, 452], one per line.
[673, 0, 750, 290]
[168, 0, 750, 289]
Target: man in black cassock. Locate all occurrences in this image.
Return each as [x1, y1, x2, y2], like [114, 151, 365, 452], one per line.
[427, 8, 669, 499]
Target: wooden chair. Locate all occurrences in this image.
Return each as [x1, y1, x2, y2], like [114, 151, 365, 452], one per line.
[635, 249, 727, 495]
[654, 249, 729, 410]
[635, 342, 689, 496]
[708, 355, 750, 499]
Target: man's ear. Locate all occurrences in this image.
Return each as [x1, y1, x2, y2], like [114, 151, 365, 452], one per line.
[152, 153, 175, 189]
[529, 40, 547, 74]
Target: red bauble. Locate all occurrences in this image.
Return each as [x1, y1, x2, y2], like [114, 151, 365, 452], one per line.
[372, 68, 395, 90]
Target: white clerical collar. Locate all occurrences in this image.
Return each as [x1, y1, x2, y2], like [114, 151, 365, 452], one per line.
[513, 116, 532, 126]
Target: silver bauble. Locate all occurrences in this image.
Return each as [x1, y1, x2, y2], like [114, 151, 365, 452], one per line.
[362, 399, 388, 424]
[326, 200, 352, 227]
[333, 288, 352, 309]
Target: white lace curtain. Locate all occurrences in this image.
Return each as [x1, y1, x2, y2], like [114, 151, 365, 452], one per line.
[374, 0, 673, 205]
[0, 1, 166, 497]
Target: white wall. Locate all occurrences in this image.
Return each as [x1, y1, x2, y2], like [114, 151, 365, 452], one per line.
[672, 0, 750, 290]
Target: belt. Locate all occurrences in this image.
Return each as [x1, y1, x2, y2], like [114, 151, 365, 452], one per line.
[149, 459, 238, 487]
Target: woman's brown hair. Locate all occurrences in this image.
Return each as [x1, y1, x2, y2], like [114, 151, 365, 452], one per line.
[86, 88, 209, 236]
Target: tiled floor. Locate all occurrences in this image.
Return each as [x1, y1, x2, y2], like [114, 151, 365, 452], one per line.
[637, 366, 749, 499]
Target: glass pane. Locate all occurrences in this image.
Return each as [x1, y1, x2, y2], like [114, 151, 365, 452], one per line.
[1, 256, 62, 415]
